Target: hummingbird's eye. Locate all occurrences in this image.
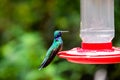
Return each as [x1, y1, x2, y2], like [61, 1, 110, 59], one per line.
[59, 32, 62, 35]
[59, 32, 62, 36]
[55, 32, 61, 38]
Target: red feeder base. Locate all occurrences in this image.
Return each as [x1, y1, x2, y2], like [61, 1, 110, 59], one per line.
[58, 43, 120, 64]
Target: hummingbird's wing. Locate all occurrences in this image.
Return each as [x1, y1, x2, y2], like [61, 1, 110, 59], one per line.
[39, 44, 62, 70]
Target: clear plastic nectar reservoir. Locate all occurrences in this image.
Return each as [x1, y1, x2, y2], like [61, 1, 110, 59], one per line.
[80, 0, 114, 43]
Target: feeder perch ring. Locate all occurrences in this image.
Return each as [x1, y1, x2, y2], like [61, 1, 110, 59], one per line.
[58, 47, 120, 64]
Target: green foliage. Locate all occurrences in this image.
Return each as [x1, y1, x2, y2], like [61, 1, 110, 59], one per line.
[0, 0, 120, 80]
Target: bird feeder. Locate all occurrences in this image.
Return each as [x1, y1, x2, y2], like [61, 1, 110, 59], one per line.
[58, 0, 120, 64]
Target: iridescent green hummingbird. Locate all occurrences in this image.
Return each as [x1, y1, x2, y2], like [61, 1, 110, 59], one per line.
[39, 30, 68, 70]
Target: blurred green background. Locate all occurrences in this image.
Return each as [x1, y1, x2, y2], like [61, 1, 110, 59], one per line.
[0, 0, 120, 80]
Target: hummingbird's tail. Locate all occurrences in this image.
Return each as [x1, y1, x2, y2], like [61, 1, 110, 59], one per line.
[38, 53, 56, 70]
[38, 44, 62, 70]
[38, 58, 47, 70]
[38, 65, 44, 70]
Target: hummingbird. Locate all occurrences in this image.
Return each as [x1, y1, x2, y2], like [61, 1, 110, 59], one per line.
[39, 30, 68, 70]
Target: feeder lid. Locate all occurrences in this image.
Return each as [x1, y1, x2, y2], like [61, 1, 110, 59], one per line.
[58, 47, 120, 64]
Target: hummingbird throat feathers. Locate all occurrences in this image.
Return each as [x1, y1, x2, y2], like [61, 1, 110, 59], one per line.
[55, 37, 62, 41]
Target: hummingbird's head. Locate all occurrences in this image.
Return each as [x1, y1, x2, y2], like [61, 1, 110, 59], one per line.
[54, 30, 68, 39]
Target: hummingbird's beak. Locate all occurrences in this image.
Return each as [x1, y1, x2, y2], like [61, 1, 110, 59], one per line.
[60, 31, 69, 33]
